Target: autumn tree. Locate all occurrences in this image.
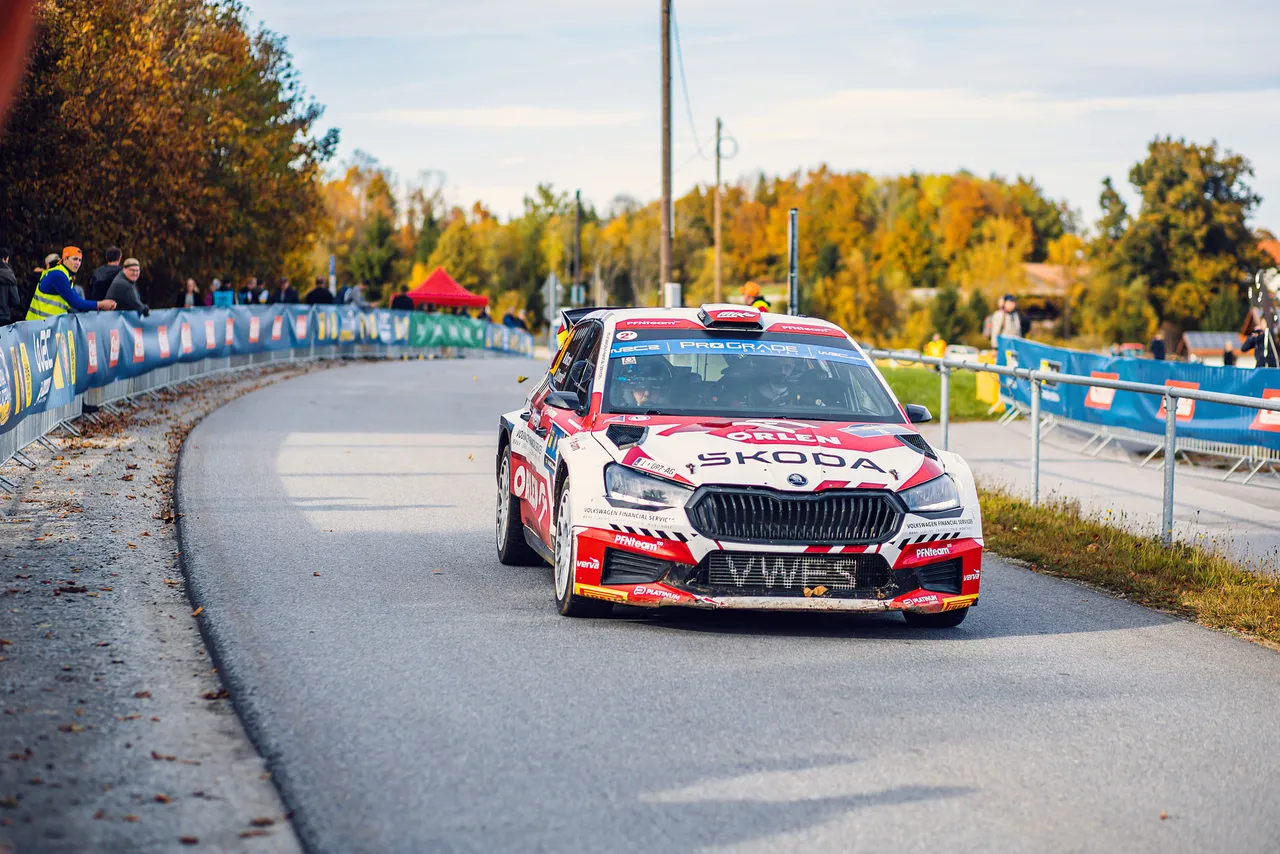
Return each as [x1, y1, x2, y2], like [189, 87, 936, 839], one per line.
[0, 0, 336, 302]
[1091, 137, 1264, 328]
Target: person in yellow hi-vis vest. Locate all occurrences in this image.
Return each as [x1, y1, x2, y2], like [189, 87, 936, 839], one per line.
[740, 281, 770, 311]
[924, 333, 947, 360]
[25, 246, 116, 320]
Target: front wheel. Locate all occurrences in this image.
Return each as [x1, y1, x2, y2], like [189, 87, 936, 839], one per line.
[553, 478, 612, 618]
[903, 607, 969, 628]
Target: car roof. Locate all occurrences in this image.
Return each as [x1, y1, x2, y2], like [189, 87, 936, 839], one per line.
[583, 306, 850, 337]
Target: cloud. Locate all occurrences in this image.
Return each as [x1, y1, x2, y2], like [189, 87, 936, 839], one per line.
[371, 105, 645, 129]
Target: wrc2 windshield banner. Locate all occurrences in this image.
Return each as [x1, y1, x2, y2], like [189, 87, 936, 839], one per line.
[0, 306, 533, 437]
[996, 336, 1280, 451]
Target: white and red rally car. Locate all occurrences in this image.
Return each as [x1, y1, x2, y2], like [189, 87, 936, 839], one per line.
[495, 305, 982, 626]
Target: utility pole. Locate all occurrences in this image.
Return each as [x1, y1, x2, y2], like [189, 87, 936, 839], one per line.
[787, 208, 799, 315]
[659, 0, 672, 291]
[573, 189, 582, 305]
[714, 116, 722, 304]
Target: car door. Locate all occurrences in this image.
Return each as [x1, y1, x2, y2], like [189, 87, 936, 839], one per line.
[520, 322, 601, 539]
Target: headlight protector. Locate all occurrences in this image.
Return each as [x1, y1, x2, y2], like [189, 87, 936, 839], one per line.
[900, 474, 961, 513]
[604, 464, 693, 511]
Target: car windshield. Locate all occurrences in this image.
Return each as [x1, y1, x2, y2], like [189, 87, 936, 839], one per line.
[604, 329, 904, 423]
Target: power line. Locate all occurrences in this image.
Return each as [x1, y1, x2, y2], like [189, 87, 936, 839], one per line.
[670, 1, 708, 161]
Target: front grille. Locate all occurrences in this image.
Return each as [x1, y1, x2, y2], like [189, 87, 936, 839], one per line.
[601, 549, 669, 584]
[914, 558, 962, 594]
[702, 552, 894, 598]
[687, 488, 902, 544]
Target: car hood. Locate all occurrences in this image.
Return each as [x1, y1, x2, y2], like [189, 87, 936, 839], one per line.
[590, 415, 943, 493]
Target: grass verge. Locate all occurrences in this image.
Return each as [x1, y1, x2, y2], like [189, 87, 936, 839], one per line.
[881, 366, 995, 422]
[980, 489, 1280, 646]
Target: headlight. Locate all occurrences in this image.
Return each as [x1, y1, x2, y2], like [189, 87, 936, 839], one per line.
[604, 464, 693, 511]
[900, 474, 961, 513]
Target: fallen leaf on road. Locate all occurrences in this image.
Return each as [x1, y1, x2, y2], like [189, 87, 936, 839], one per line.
[517, 376, 528, 383]
[154, 794, 172, 804]
[180, 836, 198, 845]
[134, 691, 151, 699]
[190, 606, 203, 617]
[249, 817, 275, 827]
[93, 810, 104, 819]
[57, 723, 85, 733]
[120, 474, 134, 482]
[1160, 812, 1169, 820]
[123, 814, 140, 823]
[151, 751, 176, 762]
[240, 830, 268, 838]
[313, 572, 320, 577]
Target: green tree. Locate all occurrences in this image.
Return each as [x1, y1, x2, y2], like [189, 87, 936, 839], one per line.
[930, 284, 968, 341]
[1203, 287, 1245, 331]
[1092, 137, 1265, 327]
[427, 218, 484, 292]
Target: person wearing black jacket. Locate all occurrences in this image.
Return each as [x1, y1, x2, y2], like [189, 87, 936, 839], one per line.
[1241, 324, 1278, 368]
[0, 247, 20, 325]
[390, 287, 414, 310]
[104, 258, 150, 316]
[87, 246, 123, 301]
[305, 277, 334, 304]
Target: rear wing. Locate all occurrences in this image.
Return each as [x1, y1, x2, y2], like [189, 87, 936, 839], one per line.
[559, 306, 611, 330]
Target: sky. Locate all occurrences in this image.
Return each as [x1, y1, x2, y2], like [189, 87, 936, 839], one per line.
[245, 0, 1280, 230]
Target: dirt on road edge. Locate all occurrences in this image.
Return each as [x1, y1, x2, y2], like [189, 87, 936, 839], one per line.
[0, 361, 346, 853]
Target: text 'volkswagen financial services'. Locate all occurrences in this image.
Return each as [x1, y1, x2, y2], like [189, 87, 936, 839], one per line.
[495, 304, 982, 626]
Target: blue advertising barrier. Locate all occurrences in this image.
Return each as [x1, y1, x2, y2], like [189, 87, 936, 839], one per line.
[0, 305, 533, 440]
[996, 337, 1280, 452]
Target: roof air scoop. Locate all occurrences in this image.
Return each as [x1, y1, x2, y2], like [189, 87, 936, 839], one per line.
[698, 304, 763, 329]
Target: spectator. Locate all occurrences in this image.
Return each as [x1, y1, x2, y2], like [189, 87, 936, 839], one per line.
[989, 294, 1023, 348]
[212, 278, 235, 308]
[305, 276, 334, 304]
[25, 246, 117, 319]
[1223, 345, 1237, 367]
[1148, 330, 1166, 361]
[239, 276, 258, 306]
[390, 287, 414, 310]
[204, 278, 218, 306]
[335, 282, 350, 304]
[181, 277, 199, 308]
[22, 253, 59, 316]
[270, 277, 299, 304]
[1241, 324, 1277, 368]
[105, 258, 149, 316]
[87, 246, 123, 301]
[476, 306, 492, 323]
[344, 283, 368, 307]
[0, 246, 20, 325]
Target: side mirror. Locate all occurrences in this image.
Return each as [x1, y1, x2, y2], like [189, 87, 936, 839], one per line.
[905, 404, 932, 424]
[546, 390, 585, 413]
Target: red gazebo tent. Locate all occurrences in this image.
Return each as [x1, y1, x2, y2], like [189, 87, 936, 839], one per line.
[406, 267, 489, 308]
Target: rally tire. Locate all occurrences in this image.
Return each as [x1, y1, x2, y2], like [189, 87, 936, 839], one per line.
[553, 477, 612, 618]
[496, 447, 542, 566]
[903, 607, 969, 628]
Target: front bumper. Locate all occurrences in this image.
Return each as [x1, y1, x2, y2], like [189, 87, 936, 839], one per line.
[571, 525, 982, 614]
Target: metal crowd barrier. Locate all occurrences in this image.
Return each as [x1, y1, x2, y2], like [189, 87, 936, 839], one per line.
[867, 348, 1280, 547]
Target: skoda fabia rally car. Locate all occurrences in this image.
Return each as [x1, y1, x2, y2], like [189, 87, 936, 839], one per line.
[495, 305, 982, 627]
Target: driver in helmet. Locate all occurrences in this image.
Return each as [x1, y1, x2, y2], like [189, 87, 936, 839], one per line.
[754, 357, 810, 406]
[614, 357, 670, 409]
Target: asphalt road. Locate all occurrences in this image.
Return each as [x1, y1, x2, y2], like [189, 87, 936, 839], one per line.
[178, 359, 1280, 854]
